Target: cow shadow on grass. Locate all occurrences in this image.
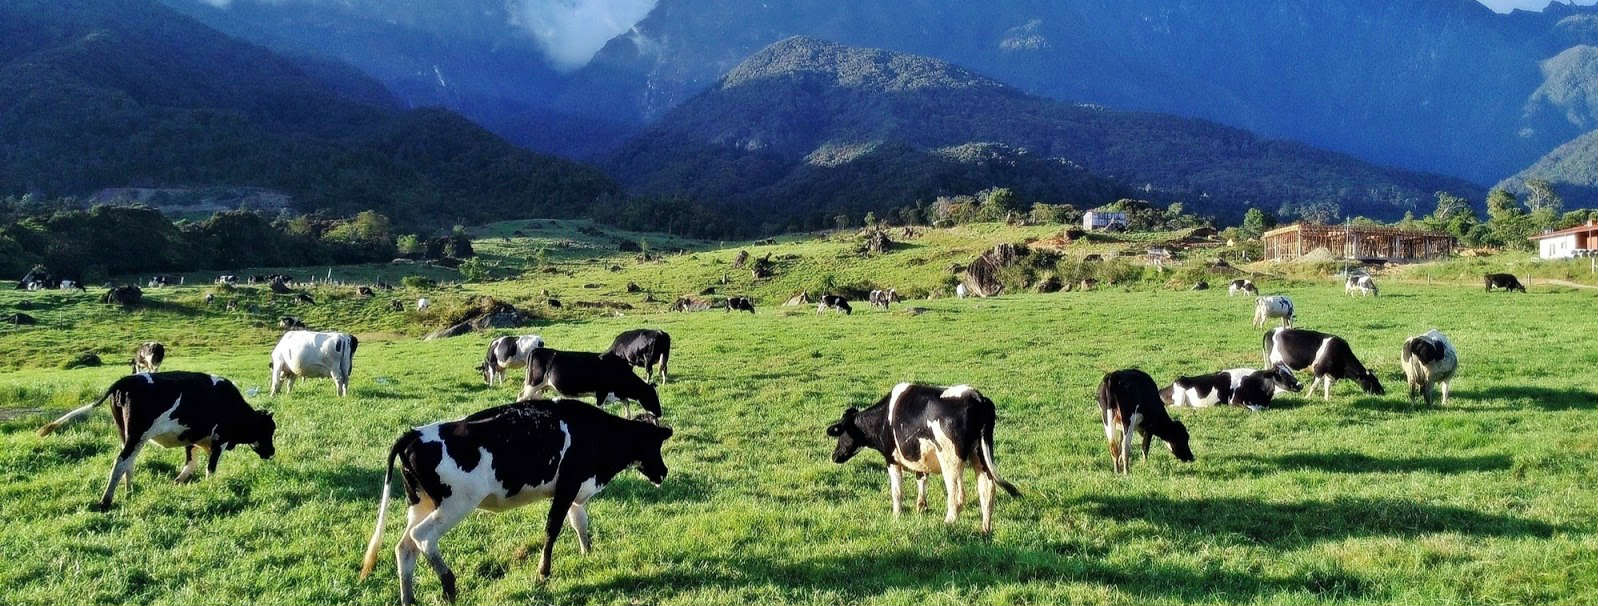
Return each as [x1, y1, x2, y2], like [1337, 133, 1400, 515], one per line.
[1075, 494, 1559, 548]
[552, 541, 1370, 603]
[1239, 452, 1512, 475]
[1454, 386, 1597, 411]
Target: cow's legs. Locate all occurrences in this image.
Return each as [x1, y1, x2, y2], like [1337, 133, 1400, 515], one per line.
[1439, 380, 1450, 407]
[1321, 376, 1333, 400]
[408, 497, 469, 604]
[176, 445, 198, 483]
[1104, 411, 1122, 474]
[396, 499, 435, 606]
[1139, 430, 1153, 462]
[566, 503, 592, 554]
[269, 365, 282, 396]
[914, 473, 928, 512]
[887, 463, 903, 517]
[1119, 423, 1136, 475]
[976, 471, 996, 535]
[537, 489, 579, 580]
[100, 441, 144, 509]
[937, 454, 964, 524]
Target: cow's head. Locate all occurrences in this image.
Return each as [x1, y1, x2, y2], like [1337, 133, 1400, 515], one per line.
[629, 413, 672, 486]
[1163, 418, 1195, 462]
[1270, 364, 1303, 393]
[826, 407, 866, 463]
[1355, 369, 1385, 396]
[218, 410, 276, 459]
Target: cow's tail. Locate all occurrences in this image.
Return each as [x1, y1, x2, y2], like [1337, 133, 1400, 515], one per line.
[360, 432, 410, 580]
[343, 334, 359, 383]
[975, 397, 1019, 497]
[38, 384, 117, 436]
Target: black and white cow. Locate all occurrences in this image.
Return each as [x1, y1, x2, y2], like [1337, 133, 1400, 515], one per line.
[826, 383, 1019, 534]
[817, 294, 852, 315]
[1099, 369, 1194, 474]
[1401, 329, 1458, 406]
[131, 341, 165, 374]
[270, 330, 358, 397]
[1345, 274, 1378, 296]
[868, 289, 896, 309]
[604, 329, 672, 384]
[1227, 279, 1257, 296]
[725, 296, 756, 314]
[1484, 273, 1526, 293]
[357, 399, 672, 605]
[1161, 365, 1302, 411]
[479, 335, 546, 386]
[1252, 295, 1294, 328]
[1264, 328, 1385, 400]
[521, 348, 663, 417]
[37, 371, 276, 510]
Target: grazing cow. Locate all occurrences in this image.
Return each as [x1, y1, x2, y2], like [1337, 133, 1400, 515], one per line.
[1252, 295, 1294, 328]
[1227, 279, 1257, 296]
[389, 300, 405, 312]
[294, 293, 316, 305]
[60, 279, 84, 291]
[1161, 365, 1302, 411]
[826, 383, 1020, 534]
[478, 335, 546, 386]
[225, 300, 239, 312]
[416, 298, 430, 312]
[520, 348, 662, 416]
[270, 330, 358, 397]
[1484, 273, 1526, 293]
[279, 316, 306, 330]
[1191, 281, 1209, 291]
[816, 295, 852, 315]
[605, 329, 672, 384]
[356, 286, 375, 297]
[725, 296, 756, 314]
[869, 289, 897, 309]
[1345, 275, 1378, 297]
[956, 284, 968, 299]
[131, 341, 165, 374]
[37, 371, 276, 510]
[204, 293, 215, 305]
[1400, 329, 1458, 406]
[1098, 369, 1194, 474]
[1078, 278, 1099, 291]
[357, 400, 672, 604]
[216, 275, 237, 285]
[1264, 328, 1384, 400]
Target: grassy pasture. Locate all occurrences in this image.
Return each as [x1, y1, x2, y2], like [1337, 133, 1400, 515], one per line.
[0, 223, 1595, 605]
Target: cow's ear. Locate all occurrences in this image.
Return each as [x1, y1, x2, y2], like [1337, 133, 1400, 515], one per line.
[656, 425, 674, 440]
[842, 407, 858, 420]
[825, 423, 844, 437]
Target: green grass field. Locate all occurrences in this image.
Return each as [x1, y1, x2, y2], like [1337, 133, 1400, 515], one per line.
[1, 222, 1595, 604]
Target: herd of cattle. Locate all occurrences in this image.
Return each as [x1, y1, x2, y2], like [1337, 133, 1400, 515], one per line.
[27, 270, 1527, 605]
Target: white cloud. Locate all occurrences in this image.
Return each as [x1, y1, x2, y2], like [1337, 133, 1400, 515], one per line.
[1477, 0, 1597, 13]
[509, 0, 657, 71]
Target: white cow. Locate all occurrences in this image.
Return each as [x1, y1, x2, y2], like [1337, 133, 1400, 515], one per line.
[955, 283, 968, 299]
[479, 334, 546, 385]
[1400, 329, 1458, 406]
[1345, 275, 1378, 297]
[1252, 295, 1294, 328]
[416, 298, 430, 312]
[270, 330, 358, 397]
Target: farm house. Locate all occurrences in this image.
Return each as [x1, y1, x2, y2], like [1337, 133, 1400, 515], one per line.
[1261, 223, 1454, 262]
[1528, 220, 1598, 259]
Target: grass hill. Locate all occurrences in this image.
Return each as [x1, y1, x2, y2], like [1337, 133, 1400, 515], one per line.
[1496, 128, 1598, 204]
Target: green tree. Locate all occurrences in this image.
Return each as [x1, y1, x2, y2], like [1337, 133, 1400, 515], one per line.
[1524, 179, 1563, 215]
[834, 214, 853, 230]
[396, 234, 421, 256]
[863, 211, 878, 227]
[1433, 191, 1470, 220]
[458, 257, 491, 282]
[1241, 208, 1268, 239]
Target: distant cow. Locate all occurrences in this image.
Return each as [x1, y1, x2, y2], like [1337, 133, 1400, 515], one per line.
[479, 334, 545, 386]
[868, 289, 896, 309]
[1161, 365, 1302, 411]
[356, 286, 375, 297]
[817, 295, 852, 315]
[270, 330, 358, 397]
[131, 341, 165, 374]
[1345, 275, 1378, 296]
[826, 383, 1020, 534]
[279, 316, 306, 330]
[389, 300, 405, 312]
[1401, 329, 1458, 406]
[357, 400, 672, 604]
[416, 298, 430, 312]
[1252, 295, 1294, 328]
[216, 275, 237, 285]
[1484, 273, 1526, 293]
[1098, 369, 1194, 474]
[60, 279, 84, 291]
[956, 284, 968, 299]
[604, 329, 671, 384]
[1191, 281, 1209, 291]
[520, 348, 662, 416]
[725, 296, 756, 314]
[1227, 279, 1257, 296]
[1264, 328, 1384, 400]
[37, 371, 276, 510]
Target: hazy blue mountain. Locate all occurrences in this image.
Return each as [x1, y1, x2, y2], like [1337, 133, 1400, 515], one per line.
[608, 37, 1482, 226]
[1497, 129, 1598, 203]
[0, 0, 619, 227]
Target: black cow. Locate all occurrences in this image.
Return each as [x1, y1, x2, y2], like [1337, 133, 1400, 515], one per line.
[131, 341, 165, 374]
[521, 348, 663, 416]
[1264, 328, 1385, 400]
[357, 399, 672, 605]
[1484, 273, 1526, 292]
[37, 371, 276, 509]
[1099, 369, 1194, 474]
[826, 383, 1020, 534]
[817, 294, 852, 315]
[725, 296, 756, 314]
[604, 329, 672, 384]
[1161, 365, 1302, 411]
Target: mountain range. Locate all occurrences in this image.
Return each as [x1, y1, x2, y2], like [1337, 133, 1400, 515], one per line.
[162, 0, 1598, 194]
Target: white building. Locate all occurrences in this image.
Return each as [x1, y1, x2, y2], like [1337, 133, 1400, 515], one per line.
[1528, 220, 1598, 259]
[1083, 210, 1127, 230]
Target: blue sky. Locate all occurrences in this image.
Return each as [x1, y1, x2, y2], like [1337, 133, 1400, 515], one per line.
[1478, 0, 1596, 12]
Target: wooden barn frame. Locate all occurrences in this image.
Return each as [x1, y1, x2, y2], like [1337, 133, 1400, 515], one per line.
[1261, 223, 1454, 262]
